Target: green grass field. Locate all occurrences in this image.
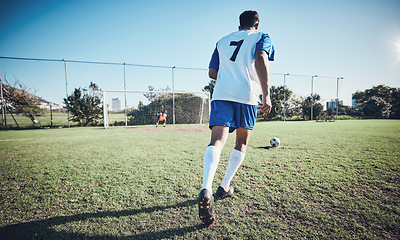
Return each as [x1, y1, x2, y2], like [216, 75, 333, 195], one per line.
[0, 120, 399, 239]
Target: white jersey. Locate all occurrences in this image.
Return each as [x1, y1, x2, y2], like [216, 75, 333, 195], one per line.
[209, 30, 275, 105]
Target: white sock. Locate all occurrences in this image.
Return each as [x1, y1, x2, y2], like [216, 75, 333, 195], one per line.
[220, 149, 245, 190]
[202, 146, 221, 191]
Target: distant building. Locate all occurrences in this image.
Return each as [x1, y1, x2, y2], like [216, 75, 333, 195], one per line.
[39, 100, 63, 111]
[326, 99, 343, 110]
[112, 98, 121, 111]
[352, 93, 363, 110]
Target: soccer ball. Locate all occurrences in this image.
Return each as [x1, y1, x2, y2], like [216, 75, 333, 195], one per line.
[270, 137, 280, 147]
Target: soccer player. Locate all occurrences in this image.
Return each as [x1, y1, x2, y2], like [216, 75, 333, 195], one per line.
[198, 10, 274, 226]
[156, 112, 167, 127]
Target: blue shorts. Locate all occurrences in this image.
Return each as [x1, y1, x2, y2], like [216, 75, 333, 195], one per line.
[209, 100, 258, 133]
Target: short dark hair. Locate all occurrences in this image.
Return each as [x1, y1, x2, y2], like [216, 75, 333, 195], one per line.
[239, 10, 259, 28]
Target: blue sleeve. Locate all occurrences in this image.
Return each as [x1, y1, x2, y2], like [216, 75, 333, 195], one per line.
[255, 33, 275, 61]
[208, 45, 220, 70]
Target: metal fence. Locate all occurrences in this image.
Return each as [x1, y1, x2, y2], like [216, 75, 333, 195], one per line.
[0, 56, 343, 129]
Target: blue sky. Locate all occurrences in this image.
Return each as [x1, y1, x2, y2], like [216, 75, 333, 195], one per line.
[1, 0, 400, 106]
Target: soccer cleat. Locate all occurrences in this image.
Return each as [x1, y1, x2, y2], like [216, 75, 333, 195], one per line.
[215, 185, 234, 200]
[198, 188, 215, 226]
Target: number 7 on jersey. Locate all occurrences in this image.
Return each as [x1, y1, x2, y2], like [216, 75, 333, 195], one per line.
[230, 39, 244, 62]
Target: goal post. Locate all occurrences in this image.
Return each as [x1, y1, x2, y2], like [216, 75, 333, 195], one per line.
[103, 90, 210, 129]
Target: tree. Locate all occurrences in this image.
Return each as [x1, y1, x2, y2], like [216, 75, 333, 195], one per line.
[128, 93, 208, 125]
[326, 107, 333, 117]
[301, 94, 324, 120]
[202, 80, 216, 99]
[337, 103, 352, 116]
[143, 85, 171, 102]
[260, 85, 293, 120]
[137, 101, 144, 109]
[285, 95, 303, 119]
[353, 85, 400, 118]
[1, 79, 44, 123]
[63, 82, 103, 126]
[362, 96, 391, 118]
[390, 88, 400, 119]
[353, 85, 394, 103]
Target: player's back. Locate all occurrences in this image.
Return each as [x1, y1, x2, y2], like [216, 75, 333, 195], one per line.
[217, 30, 262, 70]
[212, 30, 266, 105]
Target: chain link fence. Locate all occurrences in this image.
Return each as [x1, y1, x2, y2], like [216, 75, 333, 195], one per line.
[0, 56, 342, 129]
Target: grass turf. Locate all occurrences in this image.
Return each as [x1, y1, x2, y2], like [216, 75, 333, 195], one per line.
[0, 120, 399, 239]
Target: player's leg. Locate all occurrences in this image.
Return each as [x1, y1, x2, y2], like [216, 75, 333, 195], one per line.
[156, 120, 159, 127]
[217, 102, 257, 199]
[202, 100, 234, 191]
[163, 120, 166, 127]
[217, 128, 252, 199]
[199, 125, 229, 225]
[233, 127, 253, 153]
[199, 100, 234, 225]
[202, 125, 229, 190]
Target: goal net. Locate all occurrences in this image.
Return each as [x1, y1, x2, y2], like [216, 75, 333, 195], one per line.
[103, 90, 210, 128]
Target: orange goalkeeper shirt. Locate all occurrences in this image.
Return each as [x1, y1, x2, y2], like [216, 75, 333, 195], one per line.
[158, 114, 166, 121]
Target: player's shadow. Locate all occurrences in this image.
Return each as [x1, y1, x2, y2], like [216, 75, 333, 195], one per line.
[0, 199, 204, 239]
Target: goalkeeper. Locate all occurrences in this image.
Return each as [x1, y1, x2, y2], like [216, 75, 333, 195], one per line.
[198, 10, 275, 226]
[156, 112, 167, 127]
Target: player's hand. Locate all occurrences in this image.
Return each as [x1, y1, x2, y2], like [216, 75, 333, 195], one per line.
[260, 96, 272, 116]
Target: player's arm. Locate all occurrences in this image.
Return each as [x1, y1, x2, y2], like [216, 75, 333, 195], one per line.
[208, 45, 219, 80]
[255, 49, 271, 116]
[208, 68, 218, 80]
